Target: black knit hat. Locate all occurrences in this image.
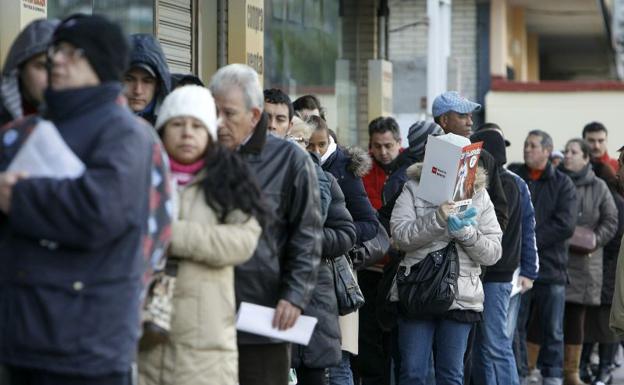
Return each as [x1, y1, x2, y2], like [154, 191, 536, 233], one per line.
[52, 14, 129, 83]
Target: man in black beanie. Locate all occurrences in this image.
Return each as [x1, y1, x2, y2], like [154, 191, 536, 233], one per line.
[0, 14, 156, 384]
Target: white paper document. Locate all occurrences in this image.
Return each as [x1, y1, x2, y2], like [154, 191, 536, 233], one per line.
[8, 120, 85, 178]
[236, 302, 318, 346]
[510, 268, 522, 298]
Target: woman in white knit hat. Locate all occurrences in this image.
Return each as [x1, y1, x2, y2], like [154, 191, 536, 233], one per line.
[138, 85, 269, 385]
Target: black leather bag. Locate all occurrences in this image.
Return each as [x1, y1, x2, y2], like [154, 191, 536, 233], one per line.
[396, 242, 459, 318]
[332, 254, 366, 315]
[350, 223, 391, 271]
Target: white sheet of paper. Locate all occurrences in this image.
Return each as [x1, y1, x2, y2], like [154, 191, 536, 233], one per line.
[236, 302, 318, 346]
[8, 120, 85, 178]
[510, 268, 522, 298]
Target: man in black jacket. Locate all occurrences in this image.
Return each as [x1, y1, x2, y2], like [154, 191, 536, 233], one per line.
[509, 130, 577, 385]
[209, 64, 323, 385]
[470, 128, 522, 385]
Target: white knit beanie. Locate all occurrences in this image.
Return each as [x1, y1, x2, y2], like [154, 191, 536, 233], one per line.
[154, 85, 217, 142]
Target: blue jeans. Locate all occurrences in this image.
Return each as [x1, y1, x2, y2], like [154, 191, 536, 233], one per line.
[473, 282, 520, 385]
[328, 351, 354, 385]
[397, 317, 472, 385]
[517, 283, 565, 379]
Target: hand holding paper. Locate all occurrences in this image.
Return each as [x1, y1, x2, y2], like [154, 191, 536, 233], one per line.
[236, 302, 317, 345]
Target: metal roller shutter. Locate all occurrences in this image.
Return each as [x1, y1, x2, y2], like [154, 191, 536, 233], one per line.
[156, 0, 193, 74]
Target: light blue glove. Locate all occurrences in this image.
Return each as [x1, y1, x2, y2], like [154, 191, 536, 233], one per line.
[448, 215, 465, 232]
[458, 206, 479, 226]
[448, 206, 479, 241]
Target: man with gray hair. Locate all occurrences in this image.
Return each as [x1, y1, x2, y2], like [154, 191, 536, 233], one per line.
[209, 64, 323, 385]
[508, 130, 577, 385]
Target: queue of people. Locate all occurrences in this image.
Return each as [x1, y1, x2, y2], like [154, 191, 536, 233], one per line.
[0, 14, 623, 385]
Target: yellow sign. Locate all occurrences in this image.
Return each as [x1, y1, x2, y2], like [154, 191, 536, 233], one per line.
[228, 0, 264, 83]
[368, 60, 393, 122]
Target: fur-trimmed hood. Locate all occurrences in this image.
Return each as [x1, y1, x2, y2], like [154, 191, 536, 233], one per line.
[406, 162, 489, 192]
[343, 146, 372, 178]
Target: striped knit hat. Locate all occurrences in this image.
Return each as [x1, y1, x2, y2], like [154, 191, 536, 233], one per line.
[407, 121, 444, 158]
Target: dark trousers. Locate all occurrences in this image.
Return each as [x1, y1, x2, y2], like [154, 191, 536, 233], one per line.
[296, 366, 326, 385]
[520, 283, 566, 379]
[355, 270, 392, 385]
[239, 343, 291, 385]
[6, 366, 131, 385]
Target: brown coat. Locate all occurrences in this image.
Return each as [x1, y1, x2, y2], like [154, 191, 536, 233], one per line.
[138, 179, 262, 385]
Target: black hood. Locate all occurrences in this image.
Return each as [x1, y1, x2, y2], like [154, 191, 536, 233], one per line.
[471, 130, 507, 166]
[128, 34, 171, 105]
[0, 19, 59, 121]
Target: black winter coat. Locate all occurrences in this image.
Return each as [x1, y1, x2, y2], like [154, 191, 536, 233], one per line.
[484, 168, 522, 282]
[508, 162, 578, 285]
[0, 83, 153, 375]
[322, 147, 378, 243]
[236, 115, 323, 345]
[292, 173, 356, 369]
[128, 34, 171, 125]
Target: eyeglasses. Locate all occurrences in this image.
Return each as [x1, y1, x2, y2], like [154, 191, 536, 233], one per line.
[286, 135, 309, 147]
[47, 45, 84, 60]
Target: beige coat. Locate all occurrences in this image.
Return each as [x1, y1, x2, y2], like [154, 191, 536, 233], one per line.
[389, 164, 502, 312]
[609, 235, 624, 337]
[138, 179, 262, 385]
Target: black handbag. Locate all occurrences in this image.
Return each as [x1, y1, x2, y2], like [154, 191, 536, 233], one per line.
[332, 254, 366, 315]
[396, 242, 459, 318]
[350, 223, 391, 271]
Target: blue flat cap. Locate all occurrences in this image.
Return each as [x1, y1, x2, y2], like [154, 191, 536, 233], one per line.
[432, 91, 481, 117]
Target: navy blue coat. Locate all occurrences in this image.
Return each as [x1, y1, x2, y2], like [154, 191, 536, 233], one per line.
[0, 83, 153, 375]
[322, 147, 378, 243]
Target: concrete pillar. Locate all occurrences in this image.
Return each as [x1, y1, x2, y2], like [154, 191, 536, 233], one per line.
[489, 0, 508, 78]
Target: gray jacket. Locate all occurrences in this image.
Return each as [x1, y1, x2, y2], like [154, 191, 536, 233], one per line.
[390, 164, 502, 312]
[563, 165, 617, 305]
[0, 19, 58, 125]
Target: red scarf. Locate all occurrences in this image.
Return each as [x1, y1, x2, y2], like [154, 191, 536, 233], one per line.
[169, 157, 205, 186]
[528, 167, 545, 181]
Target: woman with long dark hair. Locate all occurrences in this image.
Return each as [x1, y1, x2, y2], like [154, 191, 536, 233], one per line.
[138, 85, 267, 385]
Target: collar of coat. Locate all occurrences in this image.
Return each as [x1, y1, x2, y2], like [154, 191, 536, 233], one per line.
[406, 162, 489, 192]
[239, 112, 268, 155]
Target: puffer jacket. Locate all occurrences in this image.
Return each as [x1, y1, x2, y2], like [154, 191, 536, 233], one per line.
[322, 146, 378, 243]
[561, 165, 617, 305]
[292, 172, 356, 369]
[236, 114, 323, 345]
[128, 34, 171, 125]
[0, 19, 59, 125]
[390, 164, 502, 312]
[138, 176, 262, 385]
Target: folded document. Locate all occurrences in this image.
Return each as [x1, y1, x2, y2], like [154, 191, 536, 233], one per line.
[8, 120, 85, 178]
[236, 302, 318, 346]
